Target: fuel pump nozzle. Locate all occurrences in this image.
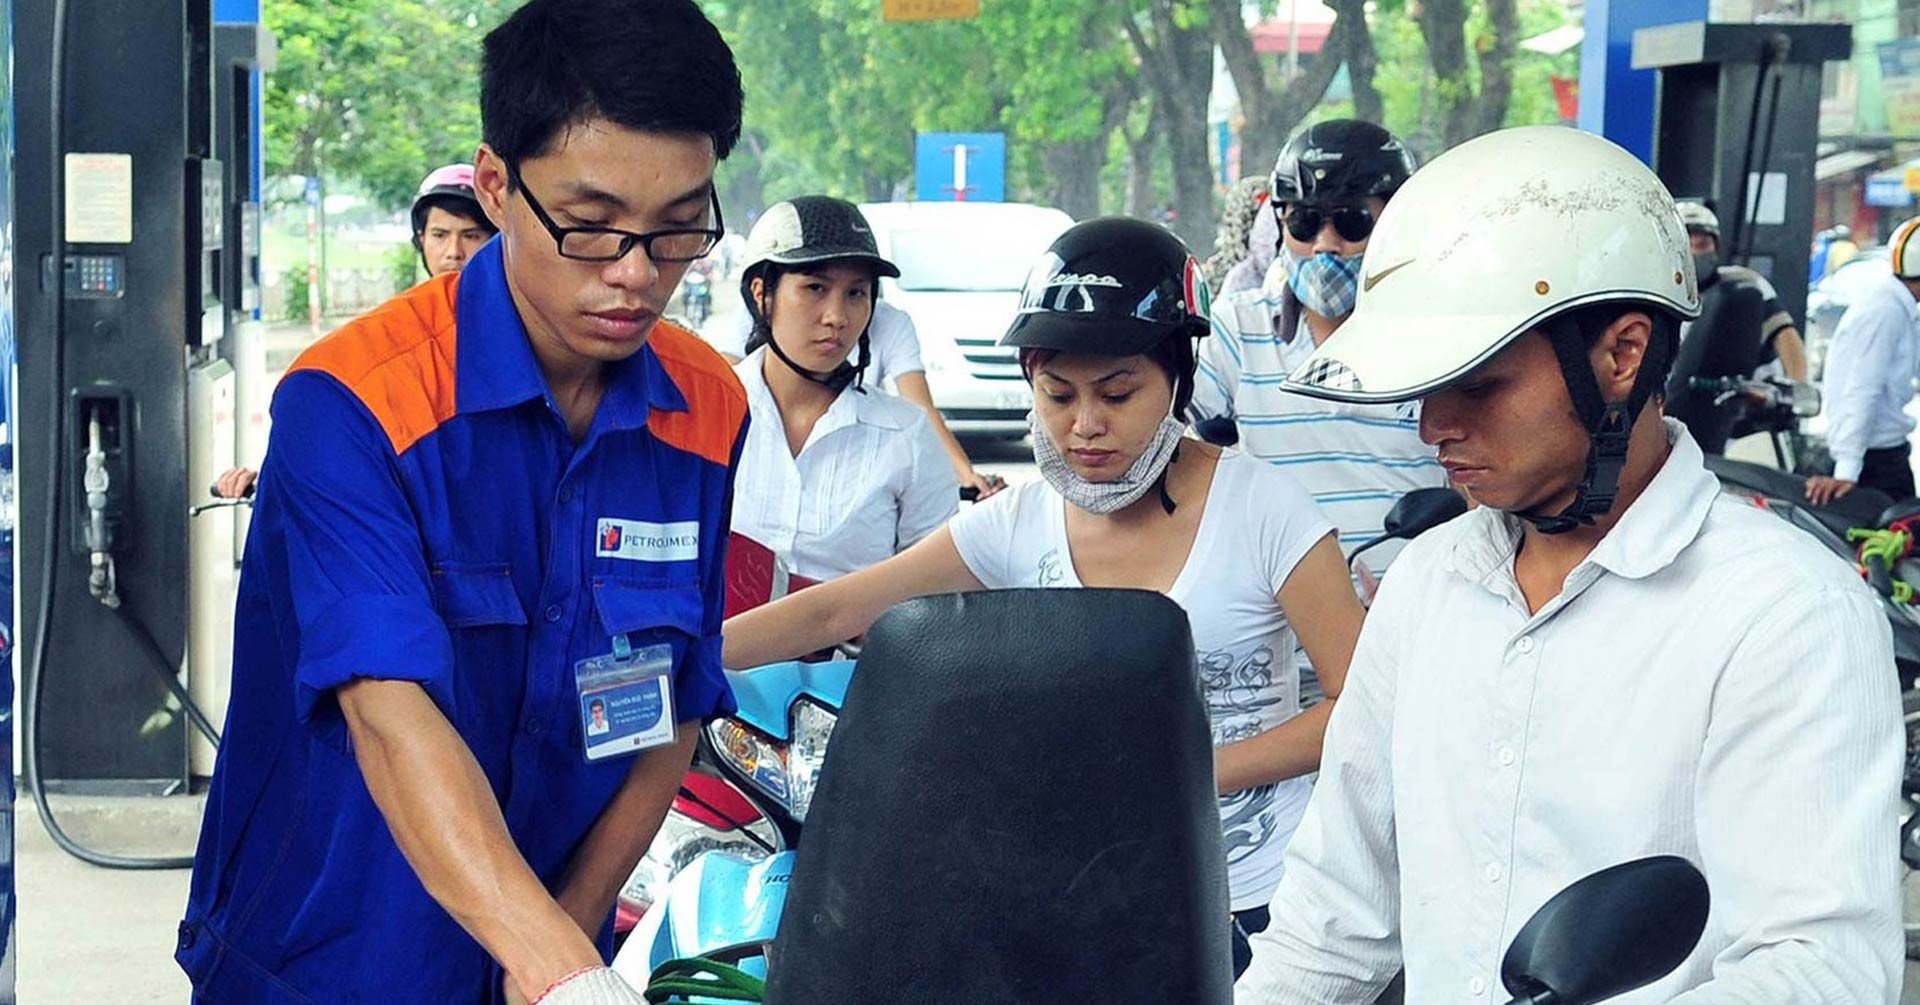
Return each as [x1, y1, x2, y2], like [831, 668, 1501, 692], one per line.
[83, 405, 119, 608]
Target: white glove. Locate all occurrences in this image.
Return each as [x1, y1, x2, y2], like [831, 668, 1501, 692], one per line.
[531, 966, 650, 1005]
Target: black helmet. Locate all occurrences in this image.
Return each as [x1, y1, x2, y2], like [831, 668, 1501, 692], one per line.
[1270, 120, 1416, 206]
[740, 196, 899, 393]
[1002, 217, 1211, 411]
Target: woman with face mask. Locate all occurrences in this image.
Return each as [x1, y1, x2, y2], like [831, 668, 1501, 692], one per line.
[721, 217, 1366, 979]
[729, 197, 959, 585]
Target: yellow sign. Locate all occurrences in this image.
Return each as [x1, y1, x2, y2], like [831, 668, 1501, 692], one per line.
[1905, 166, 1920, 194]
[883, 0, 980, 22]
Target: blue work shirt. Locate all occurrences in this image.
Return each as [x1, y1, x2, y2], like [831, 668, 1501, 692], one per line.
[178, 241, 747, 1003]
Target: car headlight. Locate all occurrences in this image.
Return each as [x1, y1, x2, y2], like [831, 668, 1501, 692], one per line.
[707, 699, 839, 823]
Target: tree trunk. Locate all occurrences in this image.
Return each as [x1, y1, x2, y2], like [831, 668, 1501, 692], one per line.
[1211, 0, 1353, 178]
[1330, 0, 1384, 124]
[1415, 0, 1478, 148]
[1125, 121, 1158, 219]
[1474, 0, 1521, 136]
[1043, 137, 1107, 220]
[1127, 0, 1217, 250]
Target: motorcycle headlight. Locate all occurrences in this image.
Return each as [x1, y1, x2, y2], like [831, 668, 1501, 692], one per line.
[785, 699, 838, 822]
[707, 699, 840, 823]
[619, 803, 776, 914]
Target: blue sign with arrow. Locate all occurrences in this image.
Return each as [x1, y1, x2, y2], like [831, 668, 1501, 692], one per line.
[915, 132, 1006, 202]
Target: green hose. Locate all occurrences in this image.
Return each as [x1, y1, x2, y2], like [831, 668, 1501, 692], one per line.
[643, 957, 767, 1003]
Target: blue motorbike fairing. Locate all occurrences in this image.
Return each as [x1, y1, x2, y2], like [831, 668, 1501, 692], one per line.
[625, 852, 794, 978]
[724, 660, 854, 739]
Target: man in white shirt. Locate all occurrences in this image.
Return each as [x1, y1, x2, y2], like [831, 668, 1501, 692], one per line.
[1239, 126, 1902, 1003]
[1192, 120, 1445, 578]
[1808, 215, 1920, 506]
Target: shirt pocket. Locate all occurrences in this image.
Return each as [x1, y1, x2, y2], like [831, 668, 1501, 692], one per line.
[430, 562, 527, 628]
[591, 575, 705, 641]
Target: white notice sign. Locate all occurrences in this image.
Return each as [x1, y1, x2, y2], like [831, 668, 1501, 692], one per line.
[64, 153, 134, 244]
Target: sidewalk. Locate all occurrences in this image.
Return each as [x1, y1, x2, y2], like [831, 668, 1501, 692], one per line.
[16, 793, 196, 1003]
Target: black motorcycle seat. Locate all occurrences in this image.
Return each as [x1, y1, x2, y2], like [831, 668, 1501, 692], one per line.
[1704, 455, 1894, 537]
[765, 589, 1234, 1005]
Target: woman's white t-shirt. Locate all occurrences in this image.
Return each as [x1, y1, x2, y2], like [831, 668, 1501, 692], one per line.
[946, 449, 1334, 910]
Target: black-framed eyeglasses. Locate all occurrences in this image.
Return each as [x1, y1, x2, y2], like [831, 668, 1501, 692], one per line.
[508, 163, 725, 263]
[1277, 203, 1376, 244]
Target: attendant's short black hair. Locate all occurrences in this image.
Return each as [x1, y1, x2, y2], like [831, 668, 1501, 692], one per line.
[481, 0, 743, 172]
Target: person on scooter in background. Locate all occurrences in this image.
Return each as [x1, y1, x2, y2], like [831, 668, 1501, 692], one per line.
[714, 274, 1007, 500]
[179, 2, 748, 1003]
[1192, 121, 1445, 577]
[723, 217, 1367, 981]
[1238, 126, 1900, 1004]
[1675, 199, 1807, 382]
[1190, 121, 1445, 707]
[414, 162, 502, 279]
[1808, 215, 1920, 507]
[211, 163, 502, 502]
[730, 196, 957, 583]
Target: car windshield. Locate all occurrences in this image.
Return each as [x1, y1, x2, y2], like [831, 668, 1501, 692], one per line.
[890, 224, 1056, 292]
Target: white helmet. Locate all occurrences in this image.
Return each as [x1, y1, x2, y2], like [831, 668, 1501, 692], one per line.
[1674, 199, 1719, 240]
[1892, 217, 1920, 279]
[1286, 126, 1702, 534]
[1286, 125, 1700, 406]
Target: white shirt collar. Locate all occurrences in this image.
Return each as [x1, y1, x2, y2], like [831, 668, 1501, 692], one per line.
[734, 348, 913, 447]
[1449, 418, 1718, 591]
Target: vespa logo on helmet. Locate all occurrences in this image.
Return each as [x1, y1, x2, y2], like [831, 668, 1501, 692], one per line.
[1021, 254, 1123, 315]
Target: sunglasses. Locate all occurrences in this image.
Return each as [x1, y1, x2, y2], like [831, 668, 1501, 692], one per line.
[1278, 203, 1377, 244]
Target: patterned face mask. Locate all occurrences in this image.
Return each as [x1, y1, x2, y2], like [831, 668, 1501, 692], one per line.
[1029, 410, 1186, 515]
[1284, 247, 1364, 320]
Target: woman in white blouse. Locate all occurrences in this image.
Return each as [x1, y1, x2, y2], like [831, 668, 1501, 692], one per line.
[728, 197, 958, 583]
[722, 217, 1366, 979]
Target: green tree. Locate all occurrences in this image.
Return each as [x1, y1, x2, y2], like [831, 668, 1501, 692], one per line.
[264, 0, 515, 209]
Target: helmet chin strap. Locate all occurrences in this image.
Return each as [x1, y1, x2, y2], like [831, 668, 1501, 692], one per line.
[1518, 316, 1669, 536]
[748, 290, 873, 394]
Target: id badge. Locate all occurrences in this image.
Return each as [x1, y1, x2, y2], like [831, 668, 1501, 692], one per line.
[574, 634, 676, 762]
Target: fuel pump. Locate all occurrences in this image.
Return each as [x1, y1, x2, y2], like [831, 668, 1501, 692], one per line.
[14, 0, 255, 868]
[1633, 21, 1852, 327]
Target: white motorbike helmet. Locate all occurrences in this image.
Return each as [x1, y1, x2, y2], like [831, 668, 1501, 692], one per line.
[1285, 125, 1703, 533]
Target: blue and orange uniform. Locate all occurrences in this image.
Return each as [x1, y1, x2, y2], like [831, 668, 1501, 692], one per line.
[177, 240, 746, 1003]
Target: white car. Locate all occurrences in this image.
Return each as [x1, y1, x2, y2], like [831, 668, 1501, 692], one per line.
[859, 201, 1075, 437]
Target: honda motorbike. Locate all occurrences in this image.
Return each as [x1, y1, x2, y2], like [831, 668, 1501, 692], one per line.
[611, 658, 852, 983]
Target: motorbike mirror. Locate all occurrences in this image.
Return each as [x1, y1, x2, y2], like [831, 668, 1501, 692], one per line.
[1347, 488, 1469, 572]
[1498, 855, 1709, 1005]
[1193, 416, 1239, 448]
[1381, 488, 1469, 540]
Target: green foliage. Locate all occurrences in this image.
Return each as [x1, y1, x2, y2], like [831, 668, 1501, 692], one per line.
[264, 0, 518, 209]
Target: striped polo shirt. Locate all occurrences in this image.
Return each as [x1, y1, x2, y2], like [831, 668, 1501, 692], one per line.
[1193, 286, 1447, 575]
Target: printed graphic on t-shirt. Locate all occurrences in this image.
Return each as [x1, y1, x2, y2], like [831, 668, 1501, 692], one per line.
[1035, 548, 1067, 587]
[1202, 644, 1291, 869]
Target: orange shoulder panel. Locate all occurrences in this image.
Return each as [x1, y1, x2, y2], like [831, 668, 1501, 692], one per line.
[285, 273, 461, 455]
[647, 321, 748, 467]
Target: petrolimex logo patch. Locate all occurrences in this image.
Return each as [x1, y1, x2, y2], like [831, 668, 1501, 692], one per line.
[596, 518, 700, 562]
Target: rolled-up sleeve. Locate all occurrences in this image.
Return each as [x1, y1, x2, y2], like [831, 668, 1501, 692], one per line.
[1667, 583, 1903, 1004]
[265, 372, 454, 746]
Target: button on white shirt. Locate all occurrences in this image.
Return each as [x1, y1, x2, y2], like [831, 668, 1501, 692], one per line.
[1238, 421, 1903, 1005]
[730, 349, 957, 582]
[1820, 264, 1920, 482]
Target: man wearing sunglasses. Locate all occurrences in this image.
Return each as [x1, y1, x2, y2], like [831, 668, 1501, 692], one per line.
[179, 2, 747, 1004]
[1193, 121, 1447, 591]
